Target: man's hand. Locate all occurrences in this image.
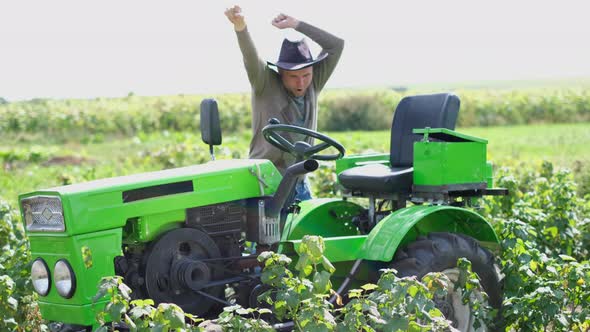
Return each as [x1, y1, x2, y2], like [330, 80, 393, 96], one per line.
[271, 13, 299, 30]
[224, 5, 246, 31]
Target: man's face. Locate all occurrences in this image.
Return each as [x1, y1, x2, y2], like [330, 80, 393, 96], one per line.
[280, 66, 313, 97]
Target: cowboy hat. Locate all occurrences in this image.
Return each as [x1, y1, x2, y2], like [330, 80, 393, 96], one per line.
[267, 38, 328, 71]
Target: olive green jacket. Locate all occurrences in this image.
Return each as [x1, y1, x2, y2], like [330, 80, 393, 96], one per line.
[236, 21, 344, 174]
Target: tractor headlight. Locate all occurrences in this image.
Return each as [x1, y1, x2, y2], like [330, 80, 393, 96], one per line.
[31, 258, 50, 296]
[54, 260, 76, 298]
[21, 196, 65, 232]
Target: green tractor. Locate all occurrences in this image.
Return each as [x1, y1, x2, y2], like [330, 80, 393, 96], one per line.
[20, 93, 506, 331]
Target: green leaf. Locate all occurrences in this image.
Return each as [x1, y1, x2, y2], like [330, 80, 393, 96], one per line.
[129, 305, 153, 319]
[275, 300, 286, 310]
[559, 255, 576, 262]
[223, 304, 241, 312]
[257, 251, 273, 263]
[408, 321, 429, 332]
[7, 296, 18, 311]
[151, 325, 165, 332]
[286, 291, 302, 308]
[108, 302, 127, 322]
[93, 276, 119, 302]
[118, 283, 132, 301]
[361, 283, 378, 291]
[130, 298, 155, 307]
[529, 260, 538, 272]
[124, 314, 137, 330]
[384, 317, 409, 331]
[321, 255, 335, 273]
[302, 235, 325, 260]
[258, 308, 272, 315]
[535, 286, 552, 294]
[556, 314, 569, 327]
[408, 285, 419, 297]
[161, 304, 186, 328]
[277, 254, 293, 266]
[236, 307, 254, 315]
[296, 254, 312, 276]
[544, 226, 559, 238]
[348, 289, 362, 299]
[313, 271, 332, 294]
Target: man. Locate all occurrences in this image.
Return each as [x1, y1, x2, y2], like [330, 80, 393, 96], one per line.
[224, 5, 344, 201]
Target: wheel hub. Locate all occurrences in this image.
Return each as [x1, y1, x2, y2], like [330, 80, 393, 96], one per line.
[143, 228, 222, 316]
[171, 258, 211, 291]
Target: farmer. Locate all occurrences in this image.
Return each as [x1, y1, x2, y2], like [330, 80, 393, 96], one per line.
[224, 5, 344, 201]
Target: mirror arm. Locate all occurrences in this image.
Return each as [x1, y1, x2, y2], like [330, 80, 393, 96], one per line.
[209, 145, 215, 161]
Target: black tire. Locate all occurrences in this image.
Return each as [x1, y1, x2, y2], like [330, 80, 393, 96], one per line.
[391, 232, 502, 330]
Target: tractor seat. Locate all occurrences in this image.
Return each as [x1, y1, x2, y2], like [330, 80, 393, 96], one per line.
[338, 163, 413, 194]
[338, 93, 460, 195]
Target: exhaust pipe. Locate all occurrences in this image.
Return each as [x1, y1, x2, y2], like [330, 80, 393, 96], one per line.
[250, 159, 318, 245]
[265, 159, 319, 218]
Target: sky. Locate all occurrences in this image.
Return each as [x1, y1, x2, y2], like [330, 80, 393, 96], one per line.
[1, 0, 589, 101]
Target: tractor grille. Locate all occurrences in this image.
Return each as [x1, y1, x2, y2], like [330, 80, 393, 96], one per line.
[186, 202, 245, 236]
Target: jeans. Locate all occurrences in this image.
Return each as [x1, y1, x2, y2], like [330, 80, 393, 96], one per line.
[294, 177, 313, 202]
[283, 177, 312, 214]
[280, 177, 312, 231]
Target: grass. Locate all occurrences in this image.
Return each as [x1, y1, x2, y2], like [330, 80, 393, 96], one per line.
[462, 123, 590, 168]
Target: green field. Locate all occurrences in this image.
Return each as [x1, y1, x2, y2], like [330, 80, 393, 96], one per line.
[1, 123, 588, 208]
[327, 123, 590, 169]
[461, 123, 590, 168]
[1, 92, 589, 330]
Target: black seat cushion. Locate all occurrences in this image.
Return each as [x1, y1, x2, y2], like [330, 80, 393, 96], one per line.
[338, 164, 413, 194]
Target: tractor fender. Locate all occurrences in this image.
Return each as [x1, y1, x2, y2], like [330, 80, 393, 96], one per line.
[281, 198, 364, 241]
[361, 205, 499, 262]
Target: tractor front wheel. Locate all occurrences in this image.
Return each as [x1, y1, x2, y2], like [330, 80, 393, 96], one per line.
[391, 232, 502, 332]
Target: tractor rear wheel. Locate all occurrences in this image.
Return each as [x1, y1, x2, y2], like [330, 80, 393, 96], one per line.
[391, 232, 502, 332]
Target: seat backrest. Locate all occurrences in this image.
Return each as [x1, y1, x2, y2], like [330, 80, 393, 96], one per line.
[390, 93, 460, 167]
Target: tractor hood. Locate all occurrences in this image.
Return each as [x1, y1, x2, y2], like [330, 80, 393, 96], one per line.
[38, 159, 276, 195]
[19, 159, 281, 236]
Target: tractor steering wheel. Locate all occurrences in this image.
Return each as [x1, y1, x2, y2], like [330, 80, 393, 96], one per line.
[262, 118, 345, 161]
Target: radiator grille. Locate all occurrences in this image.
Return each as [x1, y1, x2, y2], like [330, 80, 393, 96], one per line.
[186, 202, 245, 236]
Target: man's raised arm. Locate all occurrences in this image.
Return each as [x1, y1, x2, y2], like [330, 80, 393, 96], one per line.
[225, 5, 266, 93]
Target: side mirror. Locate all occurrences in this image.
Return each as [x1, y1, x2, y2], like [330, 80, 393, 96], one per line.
[200, 99, 222, 160]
